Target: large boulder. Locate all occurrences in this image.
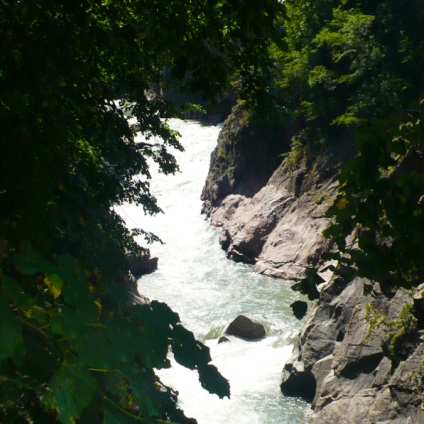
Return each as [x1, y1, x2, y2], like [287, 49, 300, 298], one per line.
[225, 315, 266, 340]
[202, 104, 357, 280]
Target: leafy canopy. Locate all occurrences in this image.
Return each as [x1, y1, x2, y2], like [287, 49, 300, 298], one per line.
[278, 0, 424, 307]
[0, 0, 285, 422]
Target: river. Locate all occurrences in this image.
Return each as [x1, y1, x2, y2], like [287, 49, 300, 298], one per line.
[120, 119, 309, 424]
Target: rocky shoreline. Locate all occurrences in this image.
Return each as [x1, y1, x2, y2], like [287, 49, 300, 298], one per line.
[201, 108, 424, 423]
[282, 274, 424, 423]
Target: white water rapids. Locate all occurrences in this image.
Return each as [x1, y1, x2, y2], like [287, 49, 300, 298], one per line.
[120, 119, 309, 423]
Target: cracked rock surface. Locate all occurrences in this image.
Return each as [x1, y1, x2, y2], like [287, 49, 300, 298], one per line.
[281, 275, 424, 423]
[201, 107, 346, 281]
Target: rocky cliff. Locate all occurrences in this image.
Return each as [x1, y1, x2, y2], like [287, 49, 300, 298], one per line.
[201, 108, 424, 423]
[201, 105, 351, 281]
[282, 273, 424, 423]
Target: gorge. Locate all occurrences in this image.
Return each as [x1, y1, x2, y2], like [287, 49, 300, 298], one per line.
[123, 119, 309, 423]
[2, 1, 423, 422]
[126, 106, 423, 423]
[200, 107, 424, 423]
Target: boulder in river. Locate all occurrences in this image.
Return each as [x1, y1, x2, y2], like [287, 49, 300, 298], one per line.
[225, 315, 266, 340]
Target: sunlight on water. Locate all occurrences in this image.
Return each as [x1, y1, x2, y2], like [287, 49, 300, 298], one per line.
[120, 119, 309, 423]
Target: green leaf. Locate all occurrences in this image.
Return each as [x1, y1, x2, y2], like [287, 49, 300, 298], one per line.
[390, 138, 407, 155]
[42, 361, 97, 424]
[171, 324, 211, 370]
[103, 404, 140, 424]
[358, 230, 376, 252]
[322, 223, 343, 238]
[44, 274, 64, 299]
[1, 276, 33, 311]
[169, 323, 230, 398]
[122, 365, 161, 418]
[12, 241, 43, 275]
[104, 316, 135, 365]
[291, 270, 321, 301]
[197, 363, 230, 399]
[0, 297, 25, 362]
[50, 306, 86, 339]
[290, 300, 308, 320]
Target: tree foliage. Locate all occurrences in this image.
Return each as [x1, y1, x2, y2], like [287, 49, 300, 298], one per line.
[276, 0, 424, 303]
[0, 0, 285, 422]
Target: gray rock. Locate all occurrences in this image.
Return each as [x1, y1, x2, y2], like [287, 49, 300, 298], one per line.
[285, 278, 372, 390]
[310, 345, 424, 423]
[201, 105, 345, 280]
[308, 388, 378, 424]
[225, 315, 266, 340]
[372, 356, 392, 388]
[281, 271, 424, 424]
[122, 271, 150, 306]
[201, 104, 290, 217]
[288, 274, 424, 424]
[332, 304, 385, 378]
[281, 276, 371, 404]
[413, 283, 424, 327]
[218, 336, 230, 344]
[210, 158, 338, 280]
[389, 343, 424, 394]
[128, 250, 158, 277]
[311, 355, 334, 407]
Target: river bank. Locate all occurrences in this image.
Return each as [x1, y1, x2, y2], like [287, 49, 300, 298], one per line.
[201, 107, 424, 423]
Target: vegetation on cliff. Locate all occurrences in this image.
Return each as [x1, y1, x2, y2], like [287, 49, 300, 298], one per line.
[273, 0, 424, 305]
[0, 1, 285, 422]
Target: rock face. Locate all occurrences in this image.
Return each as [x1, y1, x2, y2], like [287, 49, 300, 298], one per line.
[225, 315, 266, 340]
[201, 106, 352, 280]
[128, 249, 158, 278]
[213, 160, 339, 281]
[202, 108, 423, 423]
[122, 271, 151, 306]
[124, 250, 157, 306]
[281, 273, 424, 423]
[201, 103, 292, 218]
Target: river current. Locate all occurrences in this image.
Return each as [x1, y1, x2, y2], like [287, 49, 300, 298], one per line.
[120, 119, 309, 423]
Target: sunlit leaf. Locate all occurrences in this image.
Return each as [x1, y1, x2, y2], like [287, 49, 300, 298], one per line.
[336, 197, 347, 210]
[44, 274, 64, 299]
